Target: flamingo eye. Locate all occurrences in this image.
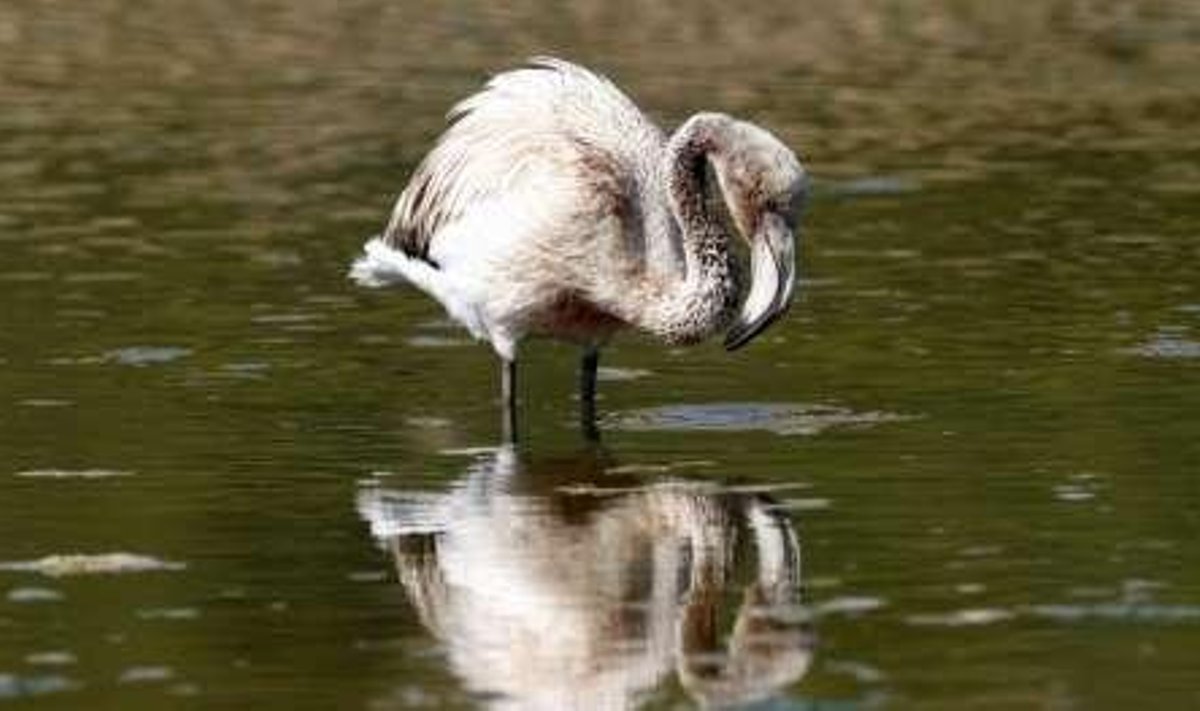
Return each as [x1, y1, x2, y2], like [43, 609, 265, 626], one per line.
[764, 197, 790, 219]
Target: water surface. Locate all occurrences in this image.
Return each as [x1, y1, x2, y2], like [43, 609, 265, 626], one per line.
[2, 2, 1199, 709]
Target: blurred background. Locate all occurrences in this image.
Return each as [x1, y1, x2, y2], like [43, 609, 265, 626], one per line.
[1, 2, 1198, 709]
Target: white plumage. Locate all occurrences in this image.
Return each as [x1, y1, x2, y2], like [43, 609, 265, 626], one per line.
[351, 57, 808, 440]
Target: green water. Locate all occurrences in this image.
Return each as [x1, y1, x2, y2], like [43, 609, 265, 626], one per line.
[2, 2, 1199, 709]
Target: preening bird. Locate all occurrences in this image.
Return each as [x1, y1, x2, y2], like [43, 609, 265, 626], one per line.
[351, 57, 808, 441]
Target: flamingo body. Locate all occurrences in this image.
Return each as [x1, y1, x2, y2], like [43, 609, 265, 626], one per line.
[351, 58, 808, 439]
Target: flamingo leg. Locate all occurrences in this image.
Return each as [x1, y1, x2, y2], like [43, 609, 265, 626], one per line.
[501, 357, 518, 444]
[580, 347, 600, 441]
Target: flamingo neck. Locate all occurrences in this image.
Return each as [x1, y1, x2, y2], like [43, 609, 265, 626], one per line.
[641, 114, 740, 344]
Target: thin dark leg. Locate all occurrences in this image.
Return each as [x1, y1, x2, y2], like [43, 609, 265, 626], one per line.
[580, 347, 600, 441]
[501, 357, 518, 445]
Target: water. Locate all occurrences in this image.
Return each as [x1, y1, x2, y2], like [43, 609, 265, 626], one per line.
[2, 2, 1199, 709]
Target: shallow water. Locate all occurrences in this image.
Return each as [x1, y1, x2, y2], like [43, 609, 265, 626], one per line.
[2, 2, 1200, 709]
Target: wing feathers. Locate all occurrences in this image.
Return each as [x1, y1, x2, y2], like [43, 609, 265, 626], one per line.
[383, 57, 663, 263]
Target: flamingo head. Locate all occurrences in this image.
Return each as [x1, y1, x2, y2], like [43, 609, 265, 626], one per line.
[709, 119, 809, 351]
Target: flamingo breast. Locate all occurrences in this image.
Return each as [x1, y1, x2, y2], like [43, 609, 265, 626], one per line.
[528, 290, 627, 343]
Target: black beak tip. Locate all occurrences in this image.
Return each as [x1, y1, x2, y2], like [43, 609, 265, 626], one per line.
[723, 327, 754, 352]
[720, 324, 758, 350]
[723, 304, 789, 352]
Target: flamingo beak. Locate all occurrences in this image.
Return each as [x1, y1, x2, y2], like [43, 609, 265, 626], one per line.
[724, 213, 796, 351]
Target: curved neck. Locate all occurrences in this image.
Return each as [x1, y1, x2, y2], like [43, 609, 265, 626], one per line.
[640, 114, 739, 344]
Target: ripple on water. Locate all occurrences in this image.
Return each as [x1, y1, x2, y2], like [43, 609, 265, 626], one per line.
[17, 399, 73, 408]
[1026, 602, 1200, 623]
[1125, 326, 1200, 359]
[607, 402, 913, 436]
[0, 554, 185, 577]
[415, 318, 460, 331]
[821, 175, 922, 198]
[250, 312, 322, 325]
[6, 587, 63, 603]
[0, 271, 53, 283]
[104, 346, 193, 366]
[405, 335, 473, 348]
[136, 607, 199, 621]
[14, 469, 132, 479]
[24, 652, 76, 667]
[814, 596, 888, 617]
[596, 366, 654, 382]
[0, 673, 77, 699]
[62, 271, 141, 284]
[118, 666, 175, 684]
[1053, 472, 1104, 503]
[603, 460, 716, 475]
[824, 660, 886, 684]
[906, 608, 1015, 627]
[218, 362, 271, 380]
[405, 416, 453, 429]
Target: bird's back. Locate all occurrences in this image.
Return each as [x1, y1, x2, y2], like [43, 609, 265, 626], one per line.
[384, 57, 666, 265]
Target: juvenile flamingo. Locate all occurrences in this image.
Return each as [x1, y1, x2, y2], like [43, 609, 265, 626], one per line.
[351, 57, 808, 441]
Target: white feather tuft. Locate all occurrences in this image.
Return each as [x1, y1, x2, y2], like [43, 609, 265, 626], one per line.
[349, 236, 407, 288]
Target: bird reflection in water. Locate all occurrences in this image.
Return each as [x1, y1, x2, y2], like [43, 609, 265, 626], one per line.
[357, 447, 813, 709]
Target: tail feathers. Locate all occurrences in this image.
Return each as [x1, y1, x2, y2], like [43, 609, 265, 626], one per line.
[348, 234, 496, 349]
[349, 236, 433, 289]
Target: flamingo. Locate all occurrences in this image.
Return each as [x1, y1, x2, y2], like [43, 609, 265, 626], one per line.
[356, 447, 811, 707]
[350, 57, 808, 441]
